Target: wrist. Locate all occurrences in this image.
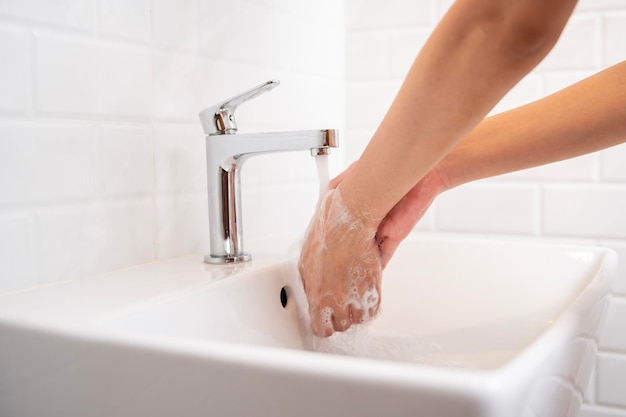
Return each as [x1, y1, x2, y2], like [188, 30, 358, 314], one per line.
[433, 152, 462, 192]
[335, 181, 386, 230]
[430, 164, 452, 193]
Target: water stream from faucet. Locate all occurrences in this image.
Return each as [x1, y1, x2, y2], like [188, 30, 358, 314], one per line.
[314, 154, 330, 207]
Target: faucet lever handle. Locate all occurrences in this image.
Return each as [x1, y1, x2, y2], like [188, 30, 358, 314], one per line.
[199, 79, 280, 135]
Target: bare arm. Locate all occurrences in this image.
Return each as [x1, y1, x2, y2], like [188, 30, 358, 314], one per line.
[439, 61, 626, 188]
[338, 0, 578, 225]
[375, 61, 626, 267]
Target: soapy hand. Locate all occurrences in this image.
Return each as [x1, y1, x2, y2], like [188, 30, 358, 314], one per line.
[298, 188, 382, 337]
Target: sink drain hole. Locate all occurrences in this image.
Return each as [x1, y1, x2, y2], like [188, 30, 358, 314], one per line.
[280, 286, 288, 308]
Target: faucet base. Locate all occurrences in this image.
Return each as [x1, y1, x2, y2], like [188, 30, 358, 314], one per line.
[204, 253, 252, 264]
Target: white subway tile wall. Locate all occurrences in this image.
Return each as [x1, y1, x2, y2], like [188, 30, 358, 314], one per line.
[35, 33, 153, 118]
[605, 12, 626, 66]
[99, 0, 151, 43]
[345, 1, 626, 415]
[437, 183, 539, 235]
[537, 15, 599, 71]
[0, 0, 344, 295]
[0, 0, 95, 32]
[0, 27, 29, 114]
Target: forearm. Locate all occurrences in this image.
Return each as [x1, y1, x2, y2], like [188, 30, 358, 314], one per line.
[337, 0, 577, 226]
[438, 61, 626, 189]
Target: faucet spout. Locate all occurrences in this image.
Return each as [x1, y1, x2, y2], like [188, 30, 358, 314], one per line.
[209, 129, 338, 168]
[204, 128, 338, 264]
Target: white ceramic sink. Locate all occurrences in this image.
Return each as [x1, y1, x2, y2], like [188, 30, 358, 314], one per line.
[0, 236, 616, 417]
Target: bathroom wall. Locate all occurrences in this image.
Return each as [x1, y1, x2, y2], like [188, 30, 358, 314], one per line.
[344, 0, 626, 416]
[0, 0, 344, 293]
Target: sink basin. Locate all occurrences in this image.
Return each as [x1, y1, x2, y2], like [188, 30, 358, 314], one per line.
[0, 236, 616, 417]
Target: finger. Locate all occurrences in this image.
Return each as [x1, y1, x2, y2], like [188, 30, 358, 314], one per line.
[366, 282, 382, 320]
[368, 306, 380, 322]
[311, 314, 334, 337]
[367, 298, 381, 320]
[348, 303, 366, 325]
[331, 306, 352, 333]
[309, 303, 333, 337]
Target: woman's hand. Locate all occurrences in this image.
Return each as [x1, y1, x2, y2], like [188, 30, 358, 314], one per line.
[297, 188, 382, 337]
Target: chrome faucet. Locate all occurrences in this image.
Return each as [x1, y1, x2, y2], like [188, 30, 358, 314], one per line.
[199, 80, 339, 264]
